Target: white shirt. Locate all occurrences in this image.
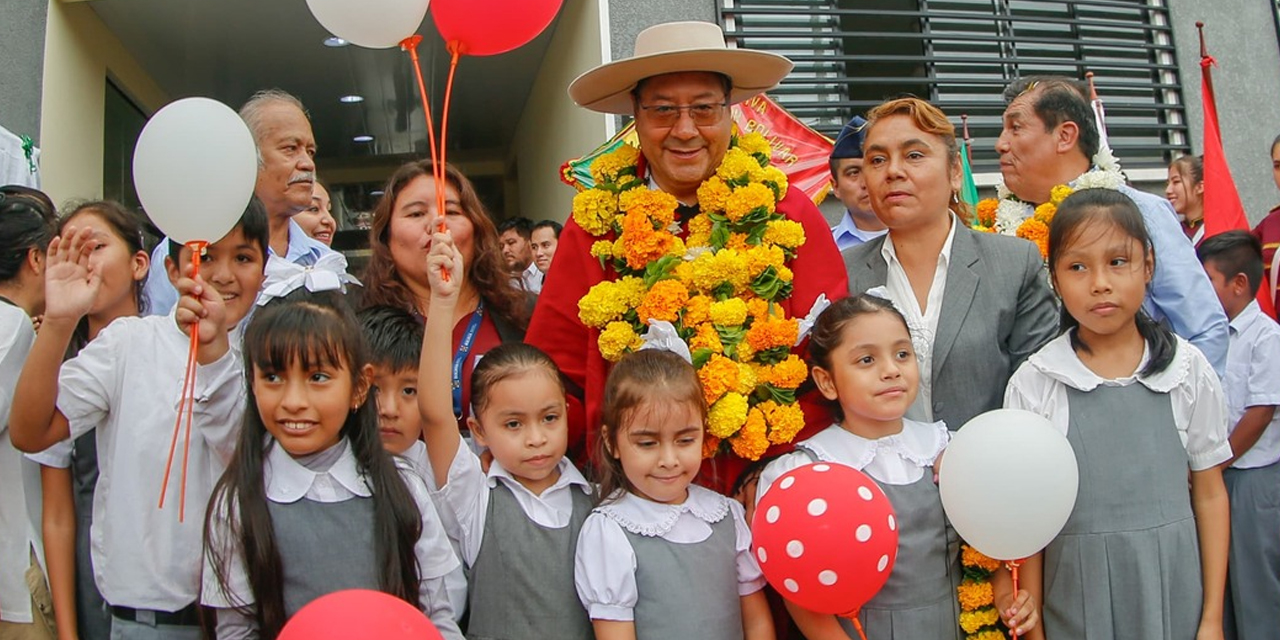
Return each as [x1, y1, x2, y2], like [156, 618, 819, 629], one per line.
[1004, 332, 1232, 472]
[757, 420, 949, 508]
[1224, 301, 1280, 468]
[880, 215, 959, 421]
[397, 440, 469, 622]
[0, 302, 40, 623]
[436, 443, 591, 567]
[517, 261, 542, 294]
[203, 439, 463, 640]
[57, 312, 244, 610]
[574, 486, 765, 621]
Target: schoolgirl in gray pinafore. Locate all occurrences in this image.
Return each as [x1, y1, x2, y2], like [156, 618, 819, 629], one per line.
[576, 485, 759, 640]
[465, 483, 594, 640]
[758, 421, 961, 640]
[1008, 334, 1232, 640]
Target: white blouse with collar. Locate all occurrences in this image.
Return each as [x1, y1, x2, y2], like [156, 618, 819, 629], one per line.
[757, 419, 949, 509]
[1004, 332, 1231, 472]
[573, 485, 765, 621]
[435, 442, 592, 567]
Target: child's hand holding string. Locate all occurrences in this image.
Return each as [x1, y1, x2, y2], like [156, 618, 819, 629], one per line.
[426, 230, 463, 304]
[996, 588, 1041, 639]
[174, 261, 231, 364]
[42, 225, 101, 328]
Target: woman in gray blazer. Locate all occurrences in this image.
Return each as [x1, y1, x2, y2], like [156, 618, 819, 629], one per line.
[842, 97, 1058, 431]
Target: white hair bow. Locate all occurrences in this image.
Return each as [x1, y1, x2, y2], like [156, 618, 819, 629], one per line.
[639, 319, 693, 364]
[794, 293, 832, 346]
[256, 253, 362, 306]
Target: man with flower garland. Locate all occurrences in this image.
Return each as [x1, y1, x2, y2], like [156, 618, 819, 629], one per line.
[527, 21, 847, 493]
[997, 76, 1229, 375]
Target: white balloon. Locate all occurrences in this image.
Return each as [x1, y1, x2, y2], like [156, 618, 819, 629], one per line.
[133, 98, 257, 244]
[938, 409, 1079, 560]
[306, 0, 430, 49]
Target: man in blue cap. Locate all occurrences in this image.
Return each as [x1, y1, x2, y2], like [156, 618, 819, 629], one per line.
[828, 115, 887, 252]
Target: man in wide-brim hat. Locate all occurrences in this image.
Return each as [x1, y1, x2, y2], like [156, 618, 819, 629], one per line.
[526, 21, 847, 490]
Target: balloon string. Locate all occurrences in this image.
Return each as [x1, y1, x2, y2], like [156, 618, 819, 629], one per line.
[159, 241, 206, 523]
[429, 44, 462, 283]
[839, 609, 870, 640]
[1007, 559, 1023, 640]
[399, 36, 440, 175]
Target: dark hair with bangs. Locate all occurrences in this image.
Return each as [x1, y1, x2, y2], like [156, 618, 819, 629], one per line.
[167, 197, 270, 265]
[357, 305, 423, 373]
[1048, 188, 1175, 376]
[594, 350, 707, 505]
[806, 294, 911, 422]
[469, 342, 564, 416]
[204, 288, 424, 638]
[61, 200, 150, 317]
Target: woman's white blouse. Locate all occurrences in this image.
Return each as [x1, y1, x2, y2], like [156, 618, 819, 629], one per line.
[574, 485, 765, 621]
[1004, 333, 1231, 472]
[757, 419, 949, 508]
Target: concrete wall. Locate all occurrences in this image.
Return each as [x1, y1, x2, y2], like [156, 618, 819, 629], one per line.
[605, 0, 717, 61]
[39, 0, 167, 206]
[0, 0, 49, 144]
[512, 0, 611, 221]
[1168, 0, 1280, 223]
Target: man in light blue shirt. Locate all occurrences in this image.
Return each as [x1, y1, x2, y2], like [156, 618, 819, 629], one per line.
[828, 115, 887, 253]
[144, 89, 333, 314]
[997, 75, 1229, 375]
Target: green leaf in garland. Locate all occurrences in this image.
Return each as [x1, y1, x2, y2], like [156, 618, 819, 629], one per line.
[642, 256, 681, 287]
[709, 222, 731, 249]
[756, 345, 791, 365]
[754, 383, 797, 405]
[715, 324, 745, 359]
[691, 348, 713, 369]
[750, 266, 783, 300]
[752, 151, 770, 166]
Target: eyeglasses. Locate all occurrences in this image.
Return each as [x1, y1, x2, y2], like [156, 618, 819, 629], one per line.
[638, 103, 728, 127]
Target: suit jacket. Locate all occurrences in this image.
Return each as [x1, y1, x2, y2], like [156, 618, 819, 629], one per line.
[843, 225, 1058, 431]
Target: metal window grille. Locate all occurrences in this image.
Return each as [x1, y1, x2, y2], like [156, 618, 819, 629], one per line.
[719, 0, 1191, 172]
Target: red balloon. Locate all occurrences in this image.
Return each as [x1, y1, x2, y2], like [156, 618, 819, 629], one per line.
[430, 0, 564, 56]
[752, 462, 899, 616]
[278, 589, 444, 640]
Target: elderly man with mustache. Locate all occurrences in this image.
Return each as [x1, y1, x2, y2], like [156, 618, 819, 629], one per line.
[143, 89, 334, 314]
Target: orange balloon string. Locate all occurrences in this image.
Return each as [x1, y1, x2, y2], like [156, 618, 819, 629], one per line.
[1007, 559, 1023, 640]
[841, 609, 869, 640]
[158, 241, 206, 523]
[429, 44, 463, 283]
[398, 35, 440, 175]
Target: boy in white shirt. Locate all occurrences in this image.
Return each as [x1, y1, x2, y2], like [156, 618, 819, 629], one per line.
[9, 201, 269, 640]
[1198, 230, 1280, 640]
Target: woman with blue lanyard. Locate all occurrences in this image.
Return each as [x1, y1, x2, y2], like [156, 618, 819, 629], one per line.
[361, 161, 533, 425]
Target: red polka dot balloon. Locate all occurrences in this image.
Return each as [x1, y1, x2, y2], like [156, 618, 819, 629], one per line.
[752, 462, 898, 615]
[278, 589, 445, 640]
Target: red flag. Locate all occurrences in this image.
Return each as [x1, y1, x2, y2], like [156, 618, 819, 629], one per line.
[1198, 22, 1275, 317]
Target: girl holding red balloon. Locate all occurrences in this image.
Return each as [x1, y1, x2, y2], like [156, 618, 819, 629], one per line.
[756, 294, 1040, 639]
[574, 350, 775, 640]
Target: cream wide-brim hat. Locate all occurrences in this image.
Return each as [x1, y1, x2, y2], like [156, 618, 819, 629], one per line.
[568, 21, 793, 115]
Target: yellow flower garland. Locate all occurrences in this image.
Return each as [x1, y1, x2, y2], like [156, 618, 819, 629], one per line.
[957, 544, 1008, 639]
[571, 132, 806, 460]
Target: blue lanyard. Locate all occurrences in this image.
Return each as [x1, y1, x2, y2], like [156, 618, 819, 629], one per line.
[453, 300, 485, 418]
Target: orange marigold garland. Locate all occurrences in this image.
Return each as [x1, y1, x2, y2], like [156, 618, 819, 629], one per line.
[958, 544, 1008, 639]
[571, 132, 808, 460]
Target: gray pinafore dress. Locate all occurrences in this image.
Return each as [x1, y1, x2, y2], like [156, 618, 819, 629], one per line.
[465, 483, 595, 640]
[1043, 384, 1202, 639]
[795, 445, 962, 640]
[267, 495, 380, 617]
[619, 508, 743, 640]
